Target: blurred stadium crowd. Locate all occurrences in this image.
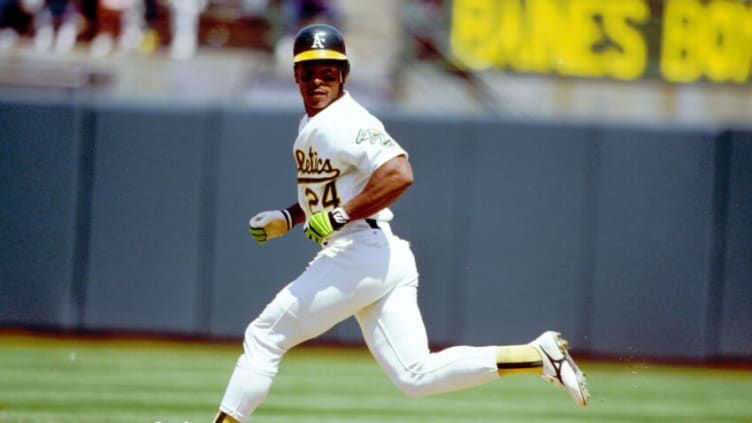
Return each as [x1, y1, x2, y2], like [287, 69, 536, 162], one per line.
[0, 0, 748, 126]
[0, 0, 351, 59]
[0, 0, 438, 108]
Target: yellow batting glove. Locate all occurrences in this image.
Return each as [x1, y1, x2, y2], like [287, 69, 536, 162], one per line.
[304, 207, 349, 244]
[249, 209, 293, 244]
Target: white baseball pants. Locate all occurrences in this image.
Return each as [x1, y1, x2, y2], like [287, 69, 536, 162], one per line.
[219, 222, 499, 422]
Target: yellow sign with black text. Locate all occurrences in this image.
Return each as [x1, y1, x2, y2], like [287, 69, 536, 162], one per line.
[450, 0, 752, 83]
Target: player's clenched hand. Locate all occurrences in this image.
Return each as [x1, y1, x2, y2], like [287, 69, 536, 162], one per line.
[304, 207, 349, 244]
[249, 210, 293, 244]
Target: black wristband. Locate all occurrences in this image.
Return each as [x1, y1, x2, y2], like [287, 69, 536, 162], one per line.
[282, 207, 294, 230]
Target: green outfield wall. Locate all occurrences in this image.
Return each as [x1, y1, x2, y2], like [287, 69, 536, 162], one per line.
[1, 98, 750, 361]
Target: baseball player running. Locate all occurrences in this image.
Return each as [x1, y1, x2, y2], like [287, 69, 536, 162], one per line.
[213, 24, 590, 423]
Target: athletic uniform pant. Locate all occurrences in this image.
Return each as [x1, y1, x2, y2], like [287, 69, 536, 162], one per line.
[219, 223, 499, 422]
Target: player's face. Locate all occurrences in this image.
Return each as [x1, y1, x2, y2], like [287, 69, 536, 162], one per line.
[295, 61, 344, 117]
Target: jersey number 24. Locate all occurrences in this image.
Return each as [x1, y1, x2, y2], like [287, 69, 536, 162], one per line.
[305, 181, 341, 213]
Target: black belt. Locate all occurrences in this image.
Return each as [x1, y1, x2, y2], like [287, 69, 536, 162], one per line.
[365, 219, 380, 229]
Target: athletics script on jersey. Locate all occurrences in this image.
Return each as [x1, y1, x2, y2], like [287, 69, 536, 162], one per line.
[296, 129, 396, 183]
[296, 147, 340, 183]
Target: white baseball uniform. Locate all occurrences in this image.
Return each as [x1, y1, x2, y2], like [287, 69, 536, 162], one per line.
[219, 92, 500, 422]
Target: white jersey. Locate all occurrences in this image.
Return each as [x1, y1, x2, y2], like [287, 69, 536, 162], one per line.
[293, 91, 407, 222]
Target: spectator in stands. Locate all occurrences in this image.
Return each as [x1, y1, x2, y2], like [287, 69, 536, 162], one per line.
[401, 0, 445, 61]
[167, 0, 207, 60]
[274, 0, 340, 66]
[32, 0, 81, 53]
[280, 0, 339, 36]
[89, 0, 158, 58]
[0, 0, 24, 49]
[240, 0, 268, 17]
[0, 0, 50, 51]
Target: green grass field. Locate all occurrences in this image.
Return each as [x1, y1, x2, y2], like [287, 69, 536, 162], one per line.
[0, 333, 750, 423]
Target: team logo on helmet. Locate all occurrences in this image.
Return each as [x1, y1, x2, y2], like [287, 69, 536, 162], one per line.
[293, 24, 349, 66]
[312, 31, 326, 49]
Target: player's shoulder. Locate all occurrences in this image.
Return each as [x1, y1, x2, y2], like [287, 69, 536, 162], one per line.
[335, 92, 381, 121]
[319, 93, 383, 137]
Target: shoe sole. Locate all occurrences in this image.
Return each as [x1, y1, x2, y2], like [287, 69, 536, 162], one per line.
[552, 332, 590, 407]
[536, 331, 590, 407]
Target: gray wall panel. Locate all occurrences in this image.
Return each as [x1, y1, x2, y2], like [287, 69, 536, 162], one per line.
[208, 108, 319, 338]
[82, 105, 211, 333]
[461, 123, 591, 346]
[590, 129, 717, 359]
[1, 97, 750, 360]
[719, 132, 752, 357]
[0, 101, 82, 327]
[385, 117, 479, 346]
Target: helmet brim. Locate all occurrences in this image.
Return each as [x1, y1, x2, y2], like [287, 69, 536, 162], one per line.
[293, 49, 348, 63]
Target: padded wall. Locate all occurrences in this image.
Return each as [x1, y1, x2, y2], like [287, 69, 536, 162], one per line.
[0, 100, 86, 328]
[1, 98, 749, 360]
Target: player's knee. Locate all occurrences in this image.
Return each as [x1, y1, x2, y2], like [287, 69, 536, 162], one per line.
[242, 295, 298, 358]
[244, 320, 279, 349]
[241, 320, 286, 370]
[392, 373, 432, 398]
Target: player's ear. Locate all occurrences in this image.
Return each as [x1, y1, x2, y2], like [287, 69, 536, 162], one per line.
[340, 61, 350, 84]
[293, 63, 300, 84]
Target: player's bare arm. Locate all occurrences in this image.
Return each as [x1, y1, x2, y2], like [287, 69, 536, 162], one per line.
[342, 154, 413, 221]
[303, 155, 413, 243]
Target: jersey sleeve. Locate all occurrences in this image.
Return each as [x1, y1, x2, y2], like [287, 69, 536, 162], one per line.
[340, 124, 407, 175]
